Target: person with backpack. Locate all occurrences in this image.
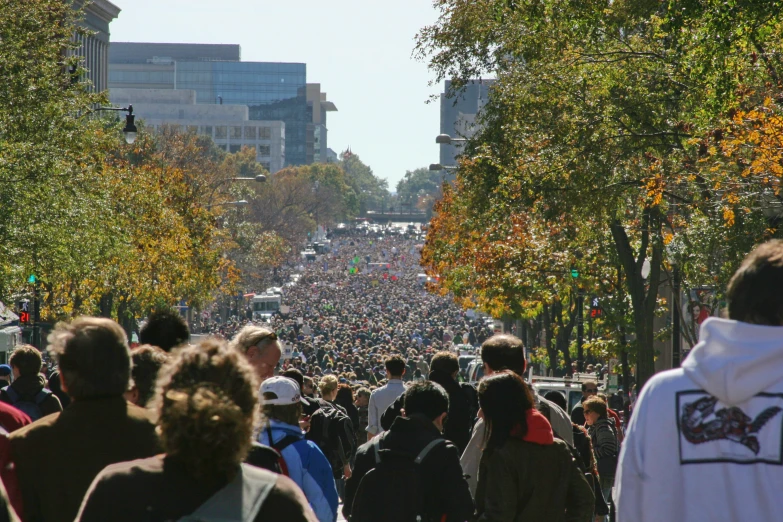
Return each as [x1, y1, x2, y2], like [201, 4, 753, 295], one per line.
[76, 339, 316, 522]
[306, 375, 356, 502]
[475, 371, 594, 522]
[344, 380, 474, 522]
[258, 376, 338, 522]
[0, 345, 61, 421]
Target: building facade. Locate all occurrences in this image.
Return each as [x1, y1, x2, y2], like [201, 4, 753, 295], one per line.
[108, 43, 329, 167]
[110, 88, 285, 173]
[439, 79, 494, 167]
[72, 0, 121, 93]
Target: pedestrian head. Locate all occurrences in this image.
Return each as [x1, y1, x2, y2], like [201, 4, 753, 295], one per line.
[581, 379, 599, 399]
[727, 240, 783, 326]
[261, 376, 304, 426]
[384, 354, 406, 379]
[355, 387, 370, 407]
[582, 395, 608, 425]
[282, 368, 305, 392]
[155, 338, 259, 481]
[335, 383, 354, 409]
[430, 351, 459, 378]
[47, 317, 131, 400]
[402, 380, 449, 432]
[126, 345, 170, 408]
[480, 334, 526, 376]
[543, 390, 567, 412]
[229, 325, 282, 383]
[9, 345, 42, 379]
[139, 309, 189, 352]
[478, 371, 534, 450]
[319, 374, 339, 400]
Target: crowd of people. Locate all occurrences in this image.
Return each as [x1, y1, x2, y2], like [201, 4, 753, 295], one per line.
[0, 232, 781, 521]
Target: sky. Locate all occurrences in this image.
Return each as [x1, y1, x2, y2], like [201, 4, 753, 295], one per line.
[109, 0, 444, 190]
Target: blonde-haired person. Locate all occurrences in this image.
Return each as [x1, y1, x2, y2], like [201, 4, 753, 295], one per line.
[76, 339, 316, 522]
[259, 376, 338, 522]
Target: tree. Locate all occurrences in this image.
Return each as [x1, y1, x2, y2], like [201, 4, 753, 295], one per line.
[416, 0, 783, 386]
[339, 150, 388, 213]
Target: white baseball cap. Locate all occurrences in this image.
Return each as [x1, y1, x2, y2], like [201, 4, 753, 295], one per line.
[260, 376, 305, 406]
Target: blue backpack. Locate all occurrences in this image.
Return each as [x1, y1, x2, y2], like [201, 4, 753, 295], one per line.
[3, 386, 51, 421]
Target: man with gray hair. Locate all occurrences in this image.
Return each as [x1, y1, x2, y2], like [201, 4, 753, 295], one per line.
[230, 324, 282, 383]
[8, 317, 160, 522]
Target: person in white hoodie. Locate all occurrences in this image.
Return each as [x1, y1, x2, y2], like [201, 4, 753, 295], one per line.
[616, 240, 783, 522]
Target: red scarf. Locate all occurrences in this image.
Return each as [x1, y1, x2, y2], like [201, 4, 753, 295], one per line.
[510, 408, 554, 445]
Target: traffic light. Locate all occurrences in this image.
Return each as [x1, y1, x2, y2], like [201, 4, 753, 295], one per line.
[570, 268, 579, 278]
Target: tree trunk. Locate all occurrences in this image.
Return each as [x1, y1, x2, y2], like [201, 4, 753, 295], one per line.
[611, 212, 664, 388]
[542, 305, 558, 373]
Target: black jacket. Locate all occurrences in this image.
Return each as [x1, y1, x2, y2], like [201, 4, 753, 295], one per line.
[380, 370, 472, 453]
[0, 375, 62, 419]
[344, 416, 474, 522]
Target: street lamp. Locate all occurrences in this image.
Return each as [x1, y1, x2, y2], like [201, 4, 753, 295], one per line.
[435, 134, 467, 145]
[429, 163, 458, 171]
[206, 200, 249, 209]
[667, 241, 682, 367]
[94, 104, 137, 144]
[208, 175, 266, 203]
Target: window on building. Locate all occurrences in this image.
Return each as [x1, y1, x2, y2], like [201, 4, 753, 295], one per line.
[230, 126, 242, 139]
[229, 144, 242, 153]
[215, 126, 227, 139]
[261, 162, 271, 172]
[259, 127, 271, 139]
[258, 145, 271, 157]
[201, 126, 213, 137]
[187, 126, 198, 134]
[244, 126, 257, 140]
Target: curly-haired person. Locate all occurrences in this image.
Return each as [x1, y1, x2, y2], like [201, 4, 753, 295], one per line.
[75, 339, 316, 522]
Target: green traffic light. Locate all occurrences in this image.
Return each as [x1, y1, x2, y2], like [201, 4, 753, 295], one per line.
[28, 274, 37, 284]
[570, 269, 579, 278]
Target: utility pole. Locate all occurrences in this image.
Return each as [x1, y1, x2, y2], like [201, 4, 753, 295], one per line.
[672, 263, 682, 367]
[577, 291, 584, 372]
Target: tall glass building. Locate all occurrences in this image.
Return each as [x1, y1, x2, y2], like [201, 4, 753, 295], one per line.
[175, 61, 308, 165]
[109, 44, 311, 166]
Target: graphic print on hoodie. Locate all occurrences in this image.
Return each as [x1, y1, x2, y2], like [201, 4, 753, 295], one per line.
[676, 391, 783, 464]
[676, 318, 783, 465]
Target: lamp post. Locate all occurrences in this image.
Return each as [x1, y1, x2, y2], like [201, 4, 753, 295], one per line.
[435, 134, 467, 145]
[207, 175, 266, 205]
[206, 200, 249, 210]
[94, 104, 137, 144]
[666, 241, 682, 367]
[429, 163, 458, 171]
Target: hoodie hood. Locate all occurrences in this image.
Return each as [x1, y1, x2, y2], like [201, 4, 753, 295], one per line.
[682, 317, 783, 405]
[511, 408, 554, 445]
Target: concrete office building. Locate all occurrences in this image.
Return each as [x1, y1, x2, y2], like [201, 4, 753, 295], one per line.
[305, 84, 338, 164]
[109, 43, 336, 167]
[71, 0, 121, 93]
[439, 79, 495, 167]
[110, 88, 285, 173]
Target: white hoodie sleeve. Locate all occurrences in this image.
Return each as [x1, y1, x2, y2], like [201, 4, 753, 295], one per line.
[615, 378, 651, 522]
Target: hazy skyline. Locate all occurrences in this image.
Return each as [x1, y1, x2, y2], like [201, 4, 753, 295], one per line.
[109, 0, 444, 189]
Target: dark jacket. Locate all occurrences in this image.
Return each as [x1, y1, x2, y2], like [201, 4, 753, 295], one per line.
[9, 396, 160, 522]
[75, 455, 317, 522]
[380, 370, 473, 452]
[476, 438, 594, 522]
[0, 375, 62, 419]
[344, 416, 474, 522]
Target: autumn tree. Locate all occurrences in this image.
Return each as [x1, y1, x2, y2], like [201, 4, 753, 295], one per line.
[416, 0, 783, 385]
